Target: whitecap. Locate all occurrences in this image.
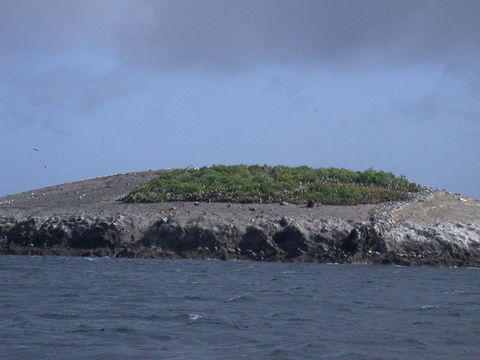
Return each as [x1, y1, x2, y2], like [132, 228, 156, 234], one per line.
[226, 295, 248, 302]
[421, 305, 440, 310]
[321, 350, 346, 358]
[188, 313, 201, 321]
[442, 290, 465, 295]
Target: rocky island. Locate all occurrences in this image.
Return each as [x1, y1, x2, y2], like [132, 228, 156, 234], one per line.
[0, 166, 479, 266]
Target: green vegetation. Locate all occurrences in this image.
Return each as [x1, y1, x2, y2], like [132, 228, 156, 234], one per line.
[123, 165, 423, 205]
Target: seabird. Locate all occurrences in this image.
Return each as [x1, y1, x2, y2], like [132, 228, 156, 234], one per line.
[32, 148, 40, 151]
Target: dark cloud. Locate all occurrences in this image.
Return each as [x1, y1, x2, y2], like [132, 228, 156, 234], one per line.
[394, 93, 442, 121]
[0, 67, 132, 129]
[1, 0, 480, 71]
[110, 0, 480, 71]
[392, 92, 480, 128]
[1, 0, 479, 128]
[0, 1, 105, 63]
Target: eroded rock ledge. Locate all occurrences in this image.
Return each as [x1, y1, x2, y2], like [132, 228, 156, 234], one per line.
[0, 171, 479, 266]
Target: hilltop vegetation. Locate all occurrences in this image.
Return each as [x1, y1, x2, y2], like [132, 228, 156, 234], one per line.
[123, 165, 423, 206]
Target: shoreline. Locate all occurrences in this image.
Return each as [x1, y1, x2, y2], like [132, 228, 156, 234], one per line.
[1, 171, 479, 267]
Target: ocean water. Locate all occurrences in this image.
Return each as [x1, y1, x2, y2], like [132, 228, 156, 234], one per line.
[0, 256, 479, 360]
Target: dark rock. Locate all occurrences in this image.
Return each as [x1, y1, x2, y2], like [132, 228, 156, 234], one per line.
[239, 226, 278, 258]
[273, 224, 310, 258]
[340, 229, 361, 256]
[141, 222, 222, 254]
[279, 216, 290, 227]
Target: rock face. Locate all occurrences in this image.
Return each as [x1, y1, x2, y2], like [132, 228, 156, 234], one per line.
[0, 171, 479, 266]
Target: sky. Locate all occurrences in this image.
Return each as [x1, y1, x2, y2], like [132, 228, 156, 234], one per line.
[0, 0, 479, 199]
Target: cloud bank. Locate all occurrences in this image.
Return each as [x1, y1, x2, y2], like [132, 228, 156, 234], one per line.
[1, 0, 479, 71]
[1, 0, 479, 128]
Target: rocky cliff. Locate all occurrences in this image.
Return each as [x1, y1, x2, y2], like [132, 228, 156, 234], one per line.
[1, 171, 479, 266]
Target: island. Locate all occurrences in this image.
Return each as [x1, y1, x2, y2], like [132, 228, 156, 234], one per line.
[1, 165, 479, 266]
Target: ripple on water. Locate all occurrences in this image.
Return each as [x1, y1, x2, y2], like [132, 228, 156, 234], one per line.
[1, 256, 479, 360]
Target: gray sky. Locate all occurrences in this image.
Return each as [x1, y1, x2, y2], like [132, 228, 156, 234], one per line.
[1, 0, 479, 198]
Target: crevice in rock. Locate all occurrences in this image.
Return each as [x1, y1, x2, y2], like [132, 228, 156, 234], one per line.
[273, 224, 309, 258]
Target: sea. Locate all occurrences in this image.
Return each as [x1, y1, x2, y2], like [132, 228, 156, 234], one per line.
[0, 256, 479, 360]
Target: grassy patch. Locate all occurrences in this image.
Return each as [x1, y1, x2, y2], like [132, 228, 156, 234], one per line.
[122, 165, 423, 205]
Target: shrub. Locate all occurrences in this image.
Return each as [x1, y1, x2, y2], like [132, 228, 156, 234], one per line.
[122, 165, 423, 205]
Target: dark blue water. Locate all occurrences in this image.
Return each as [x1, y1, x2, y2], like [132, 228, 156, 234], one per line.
[1, 256, 479, 360]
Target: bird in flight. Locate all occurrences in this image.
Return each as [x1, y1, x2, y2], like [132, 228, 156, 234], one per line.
[32, 148, 40, 151]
